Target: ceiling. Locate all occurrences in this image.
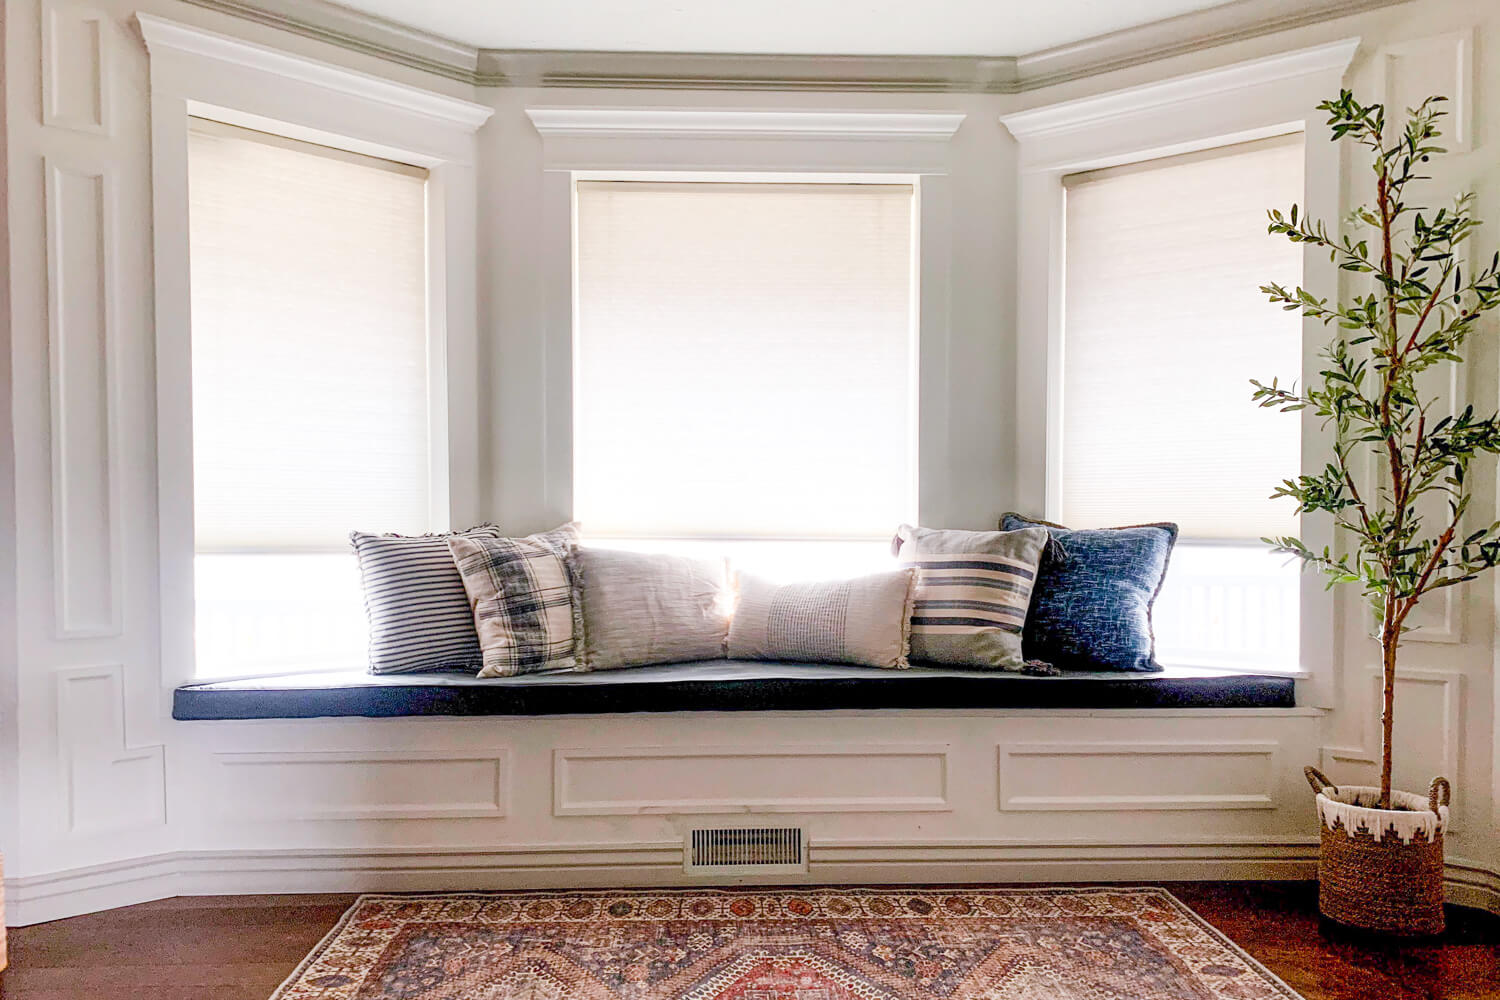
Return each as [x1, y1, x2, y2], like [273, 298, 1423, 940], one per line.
[326, 0, 1241, 57]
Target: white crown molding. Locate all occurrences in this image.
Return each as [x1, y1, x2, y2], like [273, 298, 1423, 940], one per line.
[179, 0, 480, 83]
[1015, 0, 1391, 89]
[1000, 37, 1361, 141]
[526, 107, 966, 141]
[488, 51, 1017, 93]
[135, 12, 493, 131]
[172, 0, 1410, 94]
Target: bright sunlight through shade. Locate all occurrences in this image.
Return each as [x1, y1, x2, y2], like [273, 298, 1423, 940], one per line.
[1060, 133, 1304, 540]
[573, 181, 918, 541]
[187, 121, 430, 676]
[188, 120, 432, 552]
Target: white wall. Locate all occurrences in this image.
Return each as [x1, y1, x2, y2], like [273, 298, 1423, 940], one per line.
[2, 0, 1497, 923]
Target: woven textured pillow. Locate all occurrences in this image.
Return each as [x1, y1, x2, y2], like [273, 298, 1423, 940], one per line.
[727, 569, 916, 669]
[893, 524, 1049, 671]
[448, 524, 581, 678]
[573, 548, 730, 671]
[350, 524, 503, 674]
[1001, 513, 1177, 672]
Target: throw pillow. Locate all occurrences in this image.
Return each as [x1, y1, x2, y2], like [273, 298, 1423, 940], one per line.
[448, 523, 581, 678]
[1001, 513, 1177, 672]
[727, 569, 916, 669]
[350, 524, 504, 674]
[572, 548, 731, 671]
[893, 523, 1049, 671]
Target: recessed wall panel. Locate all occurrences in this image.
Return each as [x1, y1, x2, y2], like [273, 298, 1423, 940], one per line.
[42, 3, 110, 134]
[554, 745, 951, 815]
[45, 160, 121, 638]
[998, 741, 1278, 811]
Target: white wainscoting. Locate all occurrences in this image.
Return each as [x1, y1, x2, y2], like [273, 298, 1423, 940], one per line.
[211, 750, 511, 821]
[997, 741, 1279, 812]
[41, 0, 113, 134]
[54, 666, 166, 837]
[553, 744, 952, 816]
[44, 156, 124, 640]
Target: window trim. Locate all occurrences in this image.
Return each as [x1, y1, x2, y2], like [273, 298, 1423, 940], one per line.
[522, 107, 965, 541]
[140, 13, 493, 688]
[1001, 38, 1359, 704]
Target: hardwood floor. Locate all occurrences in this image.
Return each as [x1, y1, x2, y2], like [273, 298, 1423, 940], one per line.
[0, 882, 1495, 999]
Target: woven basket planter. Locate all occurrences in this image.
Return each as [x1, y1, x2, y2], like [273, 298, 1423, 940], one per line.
[1305, 766, 1449, 936]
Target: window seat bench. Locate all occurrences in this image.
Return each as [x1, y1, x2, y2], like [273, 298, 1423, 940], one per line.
[172, 660, 1295, 720]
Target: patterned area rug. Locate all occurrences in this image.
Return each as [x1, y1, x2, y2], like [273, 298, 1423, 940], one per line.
[271, 887, 1303, 1000]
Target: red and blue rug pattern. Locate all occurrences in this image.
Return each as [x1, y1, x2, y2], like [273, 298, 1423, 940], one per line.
[271, 886, 1303, 1000]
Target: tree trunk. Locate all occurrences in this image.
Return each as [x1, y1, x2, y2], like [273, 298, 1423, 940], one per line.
[1379, 599, 1399, 810]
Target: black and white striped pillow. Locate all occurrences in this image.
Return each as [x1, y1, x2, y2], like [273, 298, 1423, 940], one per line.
[350, 525, 503, 674]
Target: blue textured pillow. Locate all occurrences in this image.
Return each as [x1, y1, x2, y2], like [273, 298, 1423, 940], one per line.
[1000, 513, 1177, 672]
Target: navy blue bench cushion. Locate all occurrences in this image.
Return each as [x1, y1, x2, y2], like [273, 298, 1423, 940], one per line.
[172, 660, 1294, 719]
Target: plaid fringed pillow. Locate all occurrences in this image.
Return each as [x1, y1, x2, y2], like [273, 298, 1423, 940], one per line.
[448, 524, 581, 677]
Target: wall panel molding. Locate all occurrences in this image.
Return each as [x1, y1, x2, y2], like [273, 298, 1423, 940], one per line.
[212, 750, 511, 820]
[41, 2, 112, 134]
[1375, 27, 1474, 153]
[44, 156, 124, 639]
[1322, 669, 1464, 823]
[54, 667, 166, 835]
[998, 741, 1280, 811]
[554, 745, 952, 816]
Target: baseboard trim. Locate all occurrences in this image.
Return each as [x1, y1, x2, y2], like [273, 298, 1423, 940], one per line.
[7, 842, 1495, 927]
[1445, 857, 1500, 914]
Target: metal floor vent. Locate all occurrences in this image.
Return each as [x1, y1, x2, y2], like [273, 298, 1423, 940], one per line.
[685, 827, 808, 875]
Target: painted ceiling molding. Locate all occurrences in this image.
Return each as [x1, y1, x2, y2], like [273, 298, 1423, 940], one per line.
[1000, 36, 1362, 141]
[135, 13, 494, 130]
[176, 0, 1412, 93]
[525, 108, 967, 141]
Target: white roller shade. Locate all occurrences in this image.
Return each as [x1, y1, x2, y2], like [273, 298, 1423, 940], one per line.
[573, 181, 917, 539]
[1060, 134, 1304, 540]
[188, 121, 431, 552]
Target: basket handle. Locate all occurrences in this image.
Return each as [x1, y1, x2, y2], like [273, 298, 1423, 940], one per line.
[1304, 765, 1336, 797]
[1428, 776, 1451, 816]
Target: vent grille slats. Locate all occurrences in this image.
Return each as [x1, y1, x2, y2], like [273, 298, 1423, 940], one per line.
[686, 827, 808, 875]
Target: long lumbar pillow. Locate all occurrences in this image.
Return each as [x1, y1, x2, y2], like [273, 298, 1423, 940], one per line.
[727, 569, 916, 669]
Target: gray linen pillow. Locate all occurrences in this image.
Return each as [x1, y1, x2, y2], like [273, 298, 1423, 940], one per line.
[893, 524, 1049, 671]
[727, 569, 916, 669]
[572, 548, 730, 670]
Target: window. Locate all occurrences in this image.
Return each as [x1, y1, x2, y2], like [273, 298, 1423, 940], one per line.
[187, 120, 432, 676]
[572, 180, 918, 579]
[1060, 134, 1304, 669]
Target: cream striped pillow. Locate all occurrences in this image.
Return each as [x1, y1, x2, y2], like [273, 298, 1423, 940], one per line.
[894, 524, 1049, 671]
